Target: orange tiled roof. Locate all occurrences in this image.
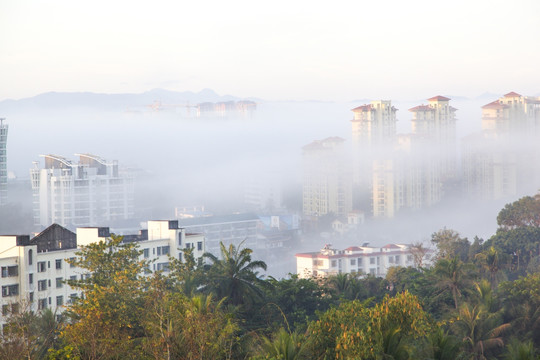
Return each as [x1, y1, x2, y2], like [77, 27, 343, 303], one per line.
[409, 105, 434, 112]
[428, 95, 451, 101]
[482, 100, 508, 110]
[504, 91, 521, 98]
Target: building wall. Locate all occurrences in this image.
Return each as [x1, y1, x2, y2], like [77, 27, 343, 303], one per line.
[30, 154, 134, 229]
[0, 118, 7, 205]
[302, 137, 352, 218]
[296, 244, 418, 279]
[0, 221, 205, 326]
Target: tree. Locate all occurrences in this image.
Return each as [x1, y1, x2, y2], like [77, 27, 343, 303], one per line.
[452, 303, 510, 360]
[409, 242, 431, 268]
[202, 241, 267, 307]
[431, 228, 470, 261]
[497, 195, 540, 230]
[61, 234, 147, 359]
[254, 328, 309, 360]
[475, 246, 507, 289]
[433, 258, 474, 310]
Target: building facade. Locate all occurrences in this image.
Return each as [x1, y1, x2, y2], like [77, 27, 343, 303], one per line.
[0, 220, 204, 326]
[462, 92, 540, 200]
[296, 243, 420, 278]
[30, 154, 135, 229]
[0, 118, 7, 205]
[302, 137, 352, 218]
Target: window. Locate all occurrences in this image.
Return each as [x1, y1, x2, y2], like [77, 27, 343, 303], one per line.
[1, 266, 18, 277]
[350, 259, 356, 266]
[197, 242, 203, 251]
[69, 257, 76, 268]
[29, 292, 34, 303]
[357, 258, 363, 265]
[395, 255, 400, 263]
[2, 284, 19, 297]
[55, 259, 62, 269]
[56, 296, 64, 306]
[28, 249, 33, 265]
[37, 261, 46, 272]
[48, 261, 50, 269]
[38, 280, 47, 291]
[68, 294, 78, 304]
[370, 257, 376, 265]
[369, 268, 376, 275]
[157, 262, 169, 272]
[56, 277, 63, 288]
[70, 275, 76, 281]
[178, 233, 182, 246]
[331, 260, 337, 268]
[389, 257, 394, 264]
[29, 273, 33, 285]
[186, 243, 192, 249]
[1, 305, 8, 316]
[38, 298, 47, 310]
[178, 253, 182, 262]
[407, 255, 413, 262]
[143, 248, 149, 258]
[157, 246, 170, 256]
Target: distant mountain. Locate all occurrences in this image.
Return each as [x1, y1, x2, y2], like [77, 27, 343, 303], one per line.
[0, 89, 263, 112]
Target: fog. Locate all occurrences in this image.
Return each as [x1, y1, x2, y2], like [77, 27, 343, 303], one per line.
[1, 90, 537, 278]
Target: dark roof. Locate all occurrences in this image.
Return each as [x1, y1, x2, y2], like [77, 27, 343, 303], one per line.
[31, 223, 77, 252]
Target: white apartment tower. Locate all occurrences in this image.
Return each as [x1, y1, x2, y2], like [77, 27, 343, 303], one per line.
[0, 220, 205, 326]
[30, 154, 135, 229]
[0, 118, 7, 205]
[302, 137, 352, 218]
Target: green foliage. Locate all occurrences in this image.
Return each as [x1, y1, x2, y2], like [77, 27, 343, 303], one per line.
[253, 328, 309, 360]
[62, 234, 148, 359]
[431, 228, 470, 261]
[307, 292, 430, 359]
[203, 241, 268, 308]
[497, 195, 540, 230]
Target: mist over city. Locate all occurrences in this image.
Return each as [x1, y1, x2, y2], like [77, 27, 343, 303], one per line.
[1, 0, 540, 358]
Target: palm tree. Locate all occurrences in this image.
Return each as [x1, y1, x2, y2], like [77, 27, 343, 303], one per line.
[452, 303, 510, 360]
[426, 328, 465, 360]
[503, 338, 538, 360]
[258, 327, 308, 360]
[434, 258, 474, 309]
[203, 241, 267, 307]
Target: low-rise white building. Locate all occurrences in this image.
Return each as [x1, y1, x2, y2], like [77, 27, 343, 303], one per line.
[0, 220, 204, 326]
[296, 243, 418, 279]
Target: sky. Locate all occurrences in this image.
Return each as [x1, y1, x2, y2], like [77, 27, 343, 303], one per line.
[1, 0, 540, 101]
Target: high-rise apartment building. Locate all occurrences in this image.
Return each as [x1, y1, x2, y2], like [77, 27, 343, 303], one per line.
[462, 92, 540, 200]
[30, 154, 135, 229]
[351, 100, 397, 150]
[0, 118, 7, 205]
[409, 95, 457, 180]
[302, 137, 352, 218]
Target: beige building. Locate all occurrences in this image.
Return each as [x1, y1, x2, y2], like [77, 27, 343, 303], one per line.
[463, 92, 540, 201]
[302, 137, 352, 218]
[409, 95, 457, 180]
